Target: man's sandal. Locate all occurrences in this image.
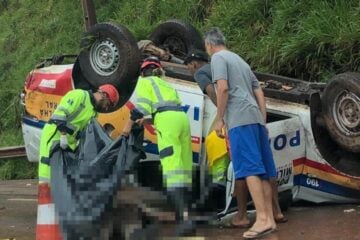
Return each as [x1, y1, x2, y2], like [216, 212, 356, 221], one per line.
[243, 227, 276, 239]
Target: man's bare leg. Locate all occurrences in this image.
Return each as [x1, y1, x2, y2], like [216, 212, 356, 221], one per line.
[244, 176, 274, 232]
[262, 179, 276, 229]
[231, 180, 250, 226]
[270, 178, 286, 221]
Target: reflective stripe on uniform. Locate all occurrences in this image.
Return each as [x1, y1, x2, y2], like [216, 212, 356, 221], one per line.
[50, 114, 67, 122]
[136, 105, 151, 116]
[50, 91, 87, 134]
[56, 106, 71, 117]
[49, 117, 77, 135]
[164, 170, 192, 178]
[136, 77, 181, 115]
[148, 77, 164, 102]
[166, 182, 192, 188]
[164, 170, 192, 188]
[153, 101, 181, 109]
[66, 91, 87, 122]
[137, 97, 153, 106]
[147, 77, 181, 111]
[212, 172, 226, 184]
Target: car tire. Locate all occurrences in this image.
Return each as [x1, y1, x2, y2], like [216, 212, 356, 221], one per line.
[322, 72, 360, 152]
[150, 19, 205, 59]
[311, 92, 360, 176]
[72, 57, 93, 91]
[79, 22, 141, 110]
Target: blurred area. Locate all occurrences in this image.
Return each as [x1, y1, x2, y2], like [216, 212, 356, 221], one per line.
[1, 179, 359, 240]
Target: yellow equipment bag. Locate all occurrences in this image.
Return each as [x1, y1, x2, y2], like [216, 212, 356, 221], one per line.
[205, 130, 228, 167]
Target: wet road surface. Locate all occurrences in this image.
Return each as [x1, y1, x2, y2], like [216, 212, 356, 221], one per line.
[0, 180, 359, 240]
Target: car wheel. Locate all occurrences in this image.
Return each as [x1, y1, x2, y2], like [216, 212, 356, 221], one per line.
[150, 19, 205, 59]
[72, 57, 93, 91]
[310, 92, 360, 177]
[79, 22, 141, 110]
[322, 72, 360, 152]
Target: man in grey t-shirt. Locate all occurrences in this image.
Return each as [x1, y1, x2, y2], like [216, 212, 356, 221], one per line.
[205, 27, 277, 239]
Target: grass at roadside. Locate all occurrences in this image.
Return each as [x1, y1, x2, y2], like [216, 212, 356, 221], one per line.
[0, 158, 37, 180]
[0, 128, 37, 180]
[0, 127, 23, 147]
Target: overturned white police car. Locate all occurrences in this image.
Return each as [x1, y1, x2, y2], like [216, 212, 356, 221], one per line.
[21, 20, 360, 219]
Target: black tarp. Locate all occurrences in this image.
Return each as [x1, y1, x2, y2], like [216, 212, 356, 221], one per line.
[50, 118, 145, 239]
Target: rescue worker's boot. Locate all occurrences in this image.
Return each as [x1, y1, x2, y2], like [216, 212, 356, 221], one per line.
[167, 187, 196, 237]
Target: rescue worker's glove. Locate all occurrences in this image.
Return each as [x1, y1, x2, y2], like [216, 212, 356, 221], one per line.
[130, 108, 144, 121]
[60, 134, 68, 149]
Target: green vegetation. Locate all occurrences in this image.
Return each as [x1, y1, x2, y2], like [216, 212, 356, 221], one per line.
[205, 0, 360, 81]
[0, 158, 37, 179]
[0, 0, 359, 179]
[0, 128, 37, 180]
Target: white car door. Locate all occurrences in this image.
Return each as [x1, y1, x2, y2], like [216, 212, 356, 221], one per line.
[220, 109, 306, 217]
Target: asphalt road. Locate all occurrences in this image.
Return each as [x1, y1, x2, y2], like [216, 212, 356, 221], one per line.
[0, 179, 359, 240]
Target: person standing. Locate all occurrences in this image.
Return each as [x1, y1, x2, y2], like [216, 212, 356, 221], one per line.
[185, 50, 229, 212]
[122, 56, 194, 236]
[184, 50, 228, 186]
[37, 84, 120, 240]
[185, 49, 287, 227]
[204, 27, 277, 239]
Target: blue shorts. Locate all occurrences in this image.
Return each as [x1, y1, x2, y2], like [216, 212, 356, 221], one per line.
[228, 123, 276, 180]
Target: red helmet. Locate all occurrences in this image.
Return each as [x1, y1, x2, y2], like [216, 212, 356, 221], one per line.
[140, 56, 162, 71]
[98, 84, 119, 106]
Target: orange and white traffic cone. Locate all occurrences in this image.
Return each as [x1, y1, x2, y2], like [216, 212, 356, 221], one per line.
[36, 182, 62, 240]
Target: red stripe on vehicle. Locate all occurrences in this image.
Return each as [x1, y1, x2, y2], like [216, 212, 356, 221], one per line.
[26, 69, 73, 96]
[293, 157, 307, 166]
[293, 157, 349, 178]
[192, 136, 200, 144]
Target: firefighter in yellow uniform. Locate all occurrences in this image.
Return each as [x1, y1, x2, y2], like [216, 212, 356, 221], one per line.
[122, 56, 193, 236]
[36, 84, 119, 240]
[184, 50, 230, 188]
